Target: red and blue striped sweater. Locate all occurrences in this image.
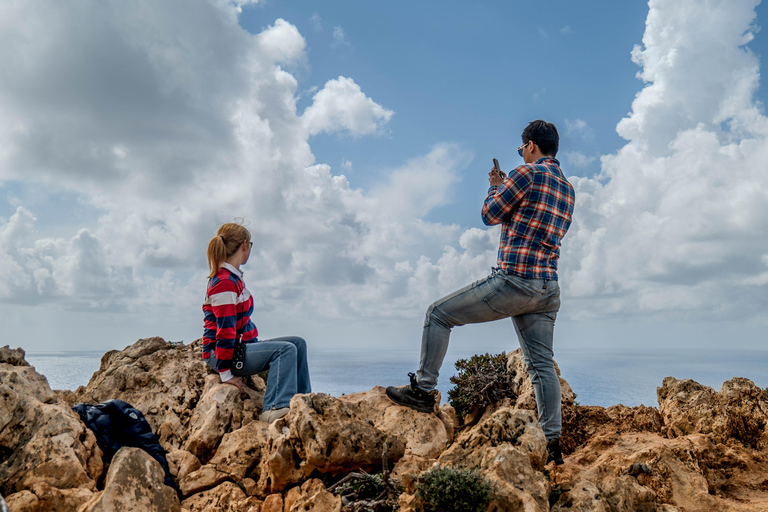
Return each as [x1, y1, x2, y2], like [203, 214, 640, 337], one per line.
[202, 263, 258, 376]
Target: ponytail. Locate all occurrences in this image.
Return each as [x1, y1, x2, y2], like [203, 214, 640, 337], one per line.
[207, 223, 251, 278]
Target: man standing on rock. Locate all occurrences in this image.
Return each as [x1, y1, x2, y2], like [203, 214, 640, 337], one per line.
[386, 120, 575, 465]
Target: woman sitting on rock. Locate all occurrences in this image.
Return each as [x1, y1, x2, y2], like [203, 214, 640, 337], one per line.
[202, 222, 311, 423]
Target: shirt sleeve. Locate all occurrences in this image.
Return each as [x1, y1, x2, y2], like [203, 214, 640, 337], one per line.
[208, 279, 240, 373]
[481, 166, 533, 225]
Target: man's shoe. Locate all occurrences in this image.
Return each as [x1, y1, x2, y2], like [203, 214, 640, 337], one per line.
[260, 407, 290, 423]
[385, 372, 437, 413]
[546, 438, 564, 465]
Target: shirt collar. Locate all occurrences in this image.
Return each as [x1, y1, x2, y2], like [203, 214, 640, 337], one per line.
[536, 156, 560, 166]
[221, 262, 243, 279]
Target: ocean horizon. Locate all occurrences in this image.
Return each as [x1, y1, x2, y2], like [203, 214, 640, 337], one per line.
[22, 347, 768, 409]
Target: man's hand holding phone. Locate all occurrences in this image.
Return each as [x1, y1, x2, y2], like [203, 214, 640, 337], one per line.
[489, 158, 506, 187]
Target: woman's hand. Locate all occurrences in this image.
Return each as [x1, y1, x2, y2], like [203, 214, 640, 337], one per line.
[223, 376, 244, 392]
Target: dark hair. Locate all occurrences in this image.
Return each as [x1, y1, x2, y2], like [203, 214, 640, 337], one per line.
[207, 223, 250, 278]
[522, 120, 559, 157]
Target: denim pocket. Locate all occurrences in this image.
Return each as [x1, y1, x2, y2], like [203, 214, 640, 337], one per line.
[483, 278, 535, 315]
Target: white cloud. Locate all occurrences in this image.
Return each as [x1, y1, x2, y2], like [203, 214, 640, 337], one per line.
[562, 151, 597, 171]
[565, 118, 594, 140]
[310, 13, 322, 32]
[332, 26, 350, 47]
[560, 0, 768, 323]
[342, 158, 353, 170]
[302, 76, 394, 137]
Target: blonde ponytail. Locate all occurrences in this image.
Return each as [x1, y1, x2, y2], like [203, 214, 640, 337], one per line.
[207, 223, 251, 278]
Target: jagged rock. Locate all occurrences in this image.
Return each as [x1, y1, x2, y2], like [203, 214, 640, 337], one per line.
[506, 348, 576, 411]
[166, 449, 202, 481]
[258, 393, 406, 496]
[203, 419, 271, 482]
[0, 346, 29, 367]
[4, 485, 94, 512]
[658, 376, 768, 448]
[554, 429, 768, 511]
[80, 447, 180, 512]
[438, 408, 549, 510]
[338, 386, 452, 458]
[181, 481, 262, 512]
[0, 354, 102, 508]
[283, 479, 341, 512]
[62, 337, 265, 456]
[179, 464, 230, 497]
[261, 493, 283, 512]
[183, 377, 245, 463]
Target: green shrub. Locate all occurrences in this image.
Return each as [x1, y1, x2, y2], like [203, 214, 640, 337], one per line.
[448, 352, 516, 422]
[415, 467, 494, 512]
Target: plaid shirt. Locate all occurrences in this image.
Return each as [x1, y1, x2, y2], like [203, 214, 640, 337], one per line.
[202, 263, 259, 373]
[482, 157, 575, 281]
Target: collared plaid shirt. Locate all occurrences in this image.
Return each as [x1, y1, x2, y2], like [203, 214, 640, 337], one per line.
[482, 157, 575, 281]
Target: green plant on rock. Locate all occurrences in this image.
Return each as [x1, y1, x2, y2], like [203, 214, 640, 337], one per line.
[448, 352, 516, 422]
[415, 467, 494, 512]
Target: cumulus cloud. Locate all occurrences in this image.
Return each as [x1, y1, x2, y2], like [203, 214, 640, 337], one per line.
[302, 76, 394, 137]
[560, 0, 768, 322]
[0, 0, 469, 337]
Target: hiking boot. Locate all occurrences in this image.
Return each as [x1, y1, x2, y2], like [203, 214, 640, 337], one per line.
[546, 437, 564, 465]
[385, 372, 437, 413]
[260, 407, 290, 423]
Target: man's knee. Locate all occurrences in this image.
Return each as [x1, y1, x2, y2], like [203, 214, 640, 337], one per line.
[424, 303, 454, 329]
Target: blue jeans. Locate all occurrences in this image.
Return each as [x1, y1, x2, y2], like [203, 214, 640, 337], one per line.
[416, 269, 562, 439]
[208, 336, 312, 410]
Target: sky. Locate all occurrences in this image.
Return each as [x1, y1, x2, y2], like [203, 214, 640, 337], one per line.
[1, 0, 767, 356]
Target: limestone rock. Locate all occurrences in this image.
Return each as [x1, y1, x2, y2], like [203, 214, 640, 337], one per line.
[507, 348, 576, 411]
[338, 386, 452, 458]
[183, 376, 244, 463]
[658, 376, 768, 448]
[258, 393, 406, 496]
[167, 449, 202, 481]
[0, 356, 102, 504]
[283, 479, 341, 512]
[62, 337, 265, 455]
[181, 481, 262, 512]
[439, 408, 547, 471]
[438, 408, 549, 511]
[0, 345, 29, 367]
[261, 494, 283, 512]
[4, 485, 94, 512]
[80, 447, 180, 512]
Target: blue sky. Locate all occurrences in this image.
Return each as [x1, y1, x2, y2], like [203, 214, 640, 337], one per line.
[1, 0, 767, 356]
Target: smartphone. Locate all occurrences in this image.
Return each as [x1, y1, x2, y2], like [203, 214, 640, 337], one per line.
[493, 158, 501, 173]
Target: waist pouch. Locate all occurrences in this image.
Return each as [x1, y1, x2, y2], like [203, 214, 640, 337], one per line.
[232, 340, 247, 371]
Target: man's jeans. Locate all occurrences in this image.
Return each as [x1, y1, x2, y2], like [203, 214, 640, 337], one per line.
[208, 336, 312, 411]
[416, 269, 562, 439]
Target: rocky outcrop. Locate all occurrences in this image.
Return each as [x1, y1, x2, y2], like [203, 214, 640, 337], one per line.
[4, 339, 768, 511]
[79, 447, 180, 512]
[1, 345, 102, 512]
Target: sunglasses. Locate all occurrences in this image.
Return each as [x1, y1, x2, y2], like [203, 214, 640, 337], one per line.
[517, 141, 531, 157]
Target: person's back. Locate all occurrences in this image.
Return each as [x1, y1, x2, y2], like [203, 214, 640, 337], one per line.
[386, 120, 574, 466]
[482, 155, 574, 281]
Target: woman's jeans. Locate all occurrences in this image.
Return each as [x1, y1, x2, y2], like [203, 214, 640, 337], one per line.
[416, 269, 562, 440]
[207, 336, 312, 411]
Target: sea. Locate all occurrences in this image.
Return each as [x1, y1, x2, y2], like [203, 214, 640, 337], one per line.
[23, 348, 768, 409]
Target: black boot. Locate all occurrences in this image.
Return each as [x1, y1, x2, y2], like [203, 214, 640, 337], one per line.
[385, 372, 437, 413]
[546, 438, 564, 465]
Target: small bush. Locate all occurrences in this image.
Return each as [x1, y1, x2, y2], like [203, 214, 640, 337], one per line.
[448, 352, 516, 422]
[415, 467, 494, 512]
